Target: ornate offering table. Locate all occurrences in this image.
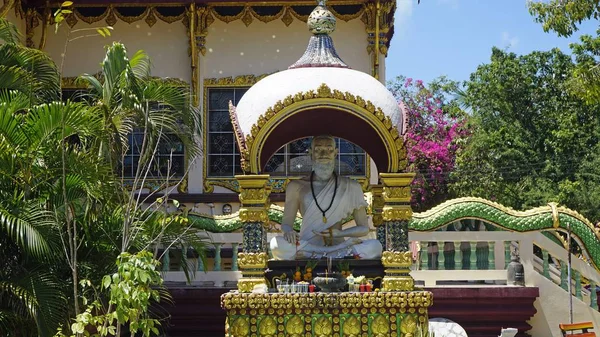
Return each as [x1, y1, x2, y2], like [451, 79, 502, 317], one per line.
[221, 291, 433, 337]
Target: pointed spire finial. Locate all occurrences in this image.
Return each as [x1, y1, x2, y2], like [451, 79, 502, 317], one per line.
[307, 0, 336, 35]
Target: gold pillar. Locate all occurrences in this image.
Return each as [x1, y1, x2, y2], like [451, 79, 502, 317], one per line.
[379, 172, 415, 291]
[371, 184, 386, 247]
[235, 174, 271, 293]
[188, 3, 198, 106]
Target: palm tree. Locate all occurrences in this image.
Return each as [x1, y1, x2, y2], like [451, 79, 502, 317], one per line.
[79, 42, 200, 176]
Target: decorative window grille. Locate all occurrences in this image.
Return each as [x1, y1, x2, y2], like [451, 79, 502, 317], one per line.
[206, 88, 366, 178]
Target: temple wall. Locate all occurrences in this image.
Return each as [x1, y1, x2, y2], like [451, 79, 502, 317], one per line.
[5, 6, 25, 42]
[33, 15, 375, 196]
[37, 20, 191, 81]
[200, 18, 371, 79]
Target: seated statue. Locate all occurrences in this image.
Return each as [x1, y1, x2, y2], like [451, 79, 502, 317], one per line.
[269, 135, 383, 260]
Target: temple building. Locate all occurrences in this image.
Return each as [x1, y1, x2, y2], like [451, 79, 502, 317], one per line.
[5, 0, 394, 211]
[5, 0, 600, 336]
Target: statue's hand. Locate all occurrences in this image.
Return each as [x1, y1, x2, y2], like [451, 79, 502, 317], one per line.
[313, 228, 342, 238]
[283, 230, 298, 244]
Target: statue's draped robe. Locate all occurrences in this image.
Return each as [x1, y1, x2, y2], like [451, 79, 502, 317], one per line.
[270, 176, 382, 259]
[299, 176, 367, 248]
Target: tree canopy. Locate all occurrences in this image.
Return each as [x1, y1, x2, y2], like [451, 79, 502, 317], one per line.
[450, 47, 600, 222]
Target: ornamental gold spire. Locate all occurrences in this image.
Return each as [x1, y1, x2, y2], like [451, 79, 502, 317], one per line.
[288, 0, 348, 69]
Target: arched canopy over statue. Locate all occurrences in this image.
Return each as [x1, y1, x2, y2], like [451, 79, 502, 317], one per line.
[270, 135, 383, 260]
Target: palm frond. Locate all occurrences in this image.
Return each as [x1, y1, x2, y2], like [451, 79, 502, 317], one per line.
[0, 43, 60, 102]
[0, 197, 55, 259]
[129, 49, 151, 79]
[0, 272, 67, 337]
[0, 18, 21, 45]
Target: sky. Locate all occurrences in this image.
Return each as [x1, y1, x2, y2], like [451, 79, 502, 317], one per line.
[386, 0, 599, 85]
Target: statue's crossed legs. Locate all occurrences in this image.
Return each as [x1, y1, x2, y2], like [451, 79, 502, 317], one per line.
[270, 236, 382, 260]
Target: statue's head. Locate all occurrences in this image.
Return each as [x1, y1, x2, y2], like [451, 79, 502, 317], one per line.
[310, 135, 337, 179]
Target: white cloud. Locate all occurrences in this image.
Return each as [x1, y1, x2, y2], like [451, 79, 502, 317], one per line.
[502, 31, 520, 49]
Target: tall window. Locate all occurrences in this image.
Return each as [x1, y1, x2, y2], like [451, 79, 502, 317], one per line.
[207, 87, 248, 177]
[264, 138, 367, 176]
[123, 131, 184, 178]
[206, 87, 367, 178]
[61, 87, 186, 179]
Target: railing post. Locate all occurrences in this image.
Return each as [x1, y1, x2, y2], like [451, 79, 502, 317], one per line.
[542, 249, 550, 279]
[231, 243, 239, 271]
[162, 249, 170, 272]
[213, 243, 222, 271]
[179, 246, 186, 271]
[518, 236, 535, 286]
[420, 242, 428, 270]
[505, 241, 511, 268]
[470, 242, 477, 270]
[198, 254, 205, 271]
[437, 242, 445, 270]
[560, 264, 568, 291]
[454, 241, 462, 270]
[575, 271, 582, 300]
[591, 281, 598, 310]
[489, 241, 496, 270]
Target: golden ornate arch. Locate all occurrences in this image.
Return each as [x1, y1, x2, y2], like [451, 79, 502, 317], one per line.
[238, 83, 407, 174]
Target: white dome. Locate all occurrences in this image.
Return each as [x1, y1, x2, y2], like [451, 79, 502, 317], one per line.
[234, 67, 403, 137]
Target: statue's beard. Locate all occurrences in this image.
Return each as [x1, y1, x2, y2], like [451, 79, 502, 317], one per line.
[313, 161, 335, 181]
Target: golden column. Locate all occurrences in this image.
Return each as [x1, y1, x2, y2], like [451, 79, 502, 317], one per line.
[379, 172, 416, 291]
[370, 185, 386, 248]
[235, 174, 271, 293]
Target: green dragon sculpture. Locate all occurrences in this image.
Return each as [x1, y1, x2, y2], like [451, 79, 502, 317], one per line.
[188, 197, 600, 270]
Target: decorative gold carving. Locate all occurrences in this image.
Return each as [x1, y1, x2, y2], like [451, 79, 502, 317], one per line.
[239, 208, 269, 223]
[74, 6, 107, 24]
[258, 316, 277, 336]
[548, 201, 560, 229]
[105, 10, 117, 26]
[380, 173, 415, 202]
[114, 6, 150, 24]
[176, 176, 188, 193]
[240, 9, 253, 26]
[281, 7, 294, 26]
[204, 74, 271, 87]
[237, 277, 267, 293]
[400, 314, 418, 337]
[314, 316, 333, 336]
[145, 8, 157, 27]
[372, 314, 390, 336]
[154, 7, 186, 24]
[238, 252, 268, 270]
[188, 4, 198, 106]
[239, 186, 270, 205]
[382, 276, 414, 292]
[221, 291, 434, 310]
[371, 185, 384, 227]
[382, 206, 413, 221]
[37, 3, 377, 31]
[229, 316, 250, 337]
[381, 251, 412, 268]
[244, 83, 407, 174]
[343, 315, 361, 335]
[285, 315, 304, 335]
